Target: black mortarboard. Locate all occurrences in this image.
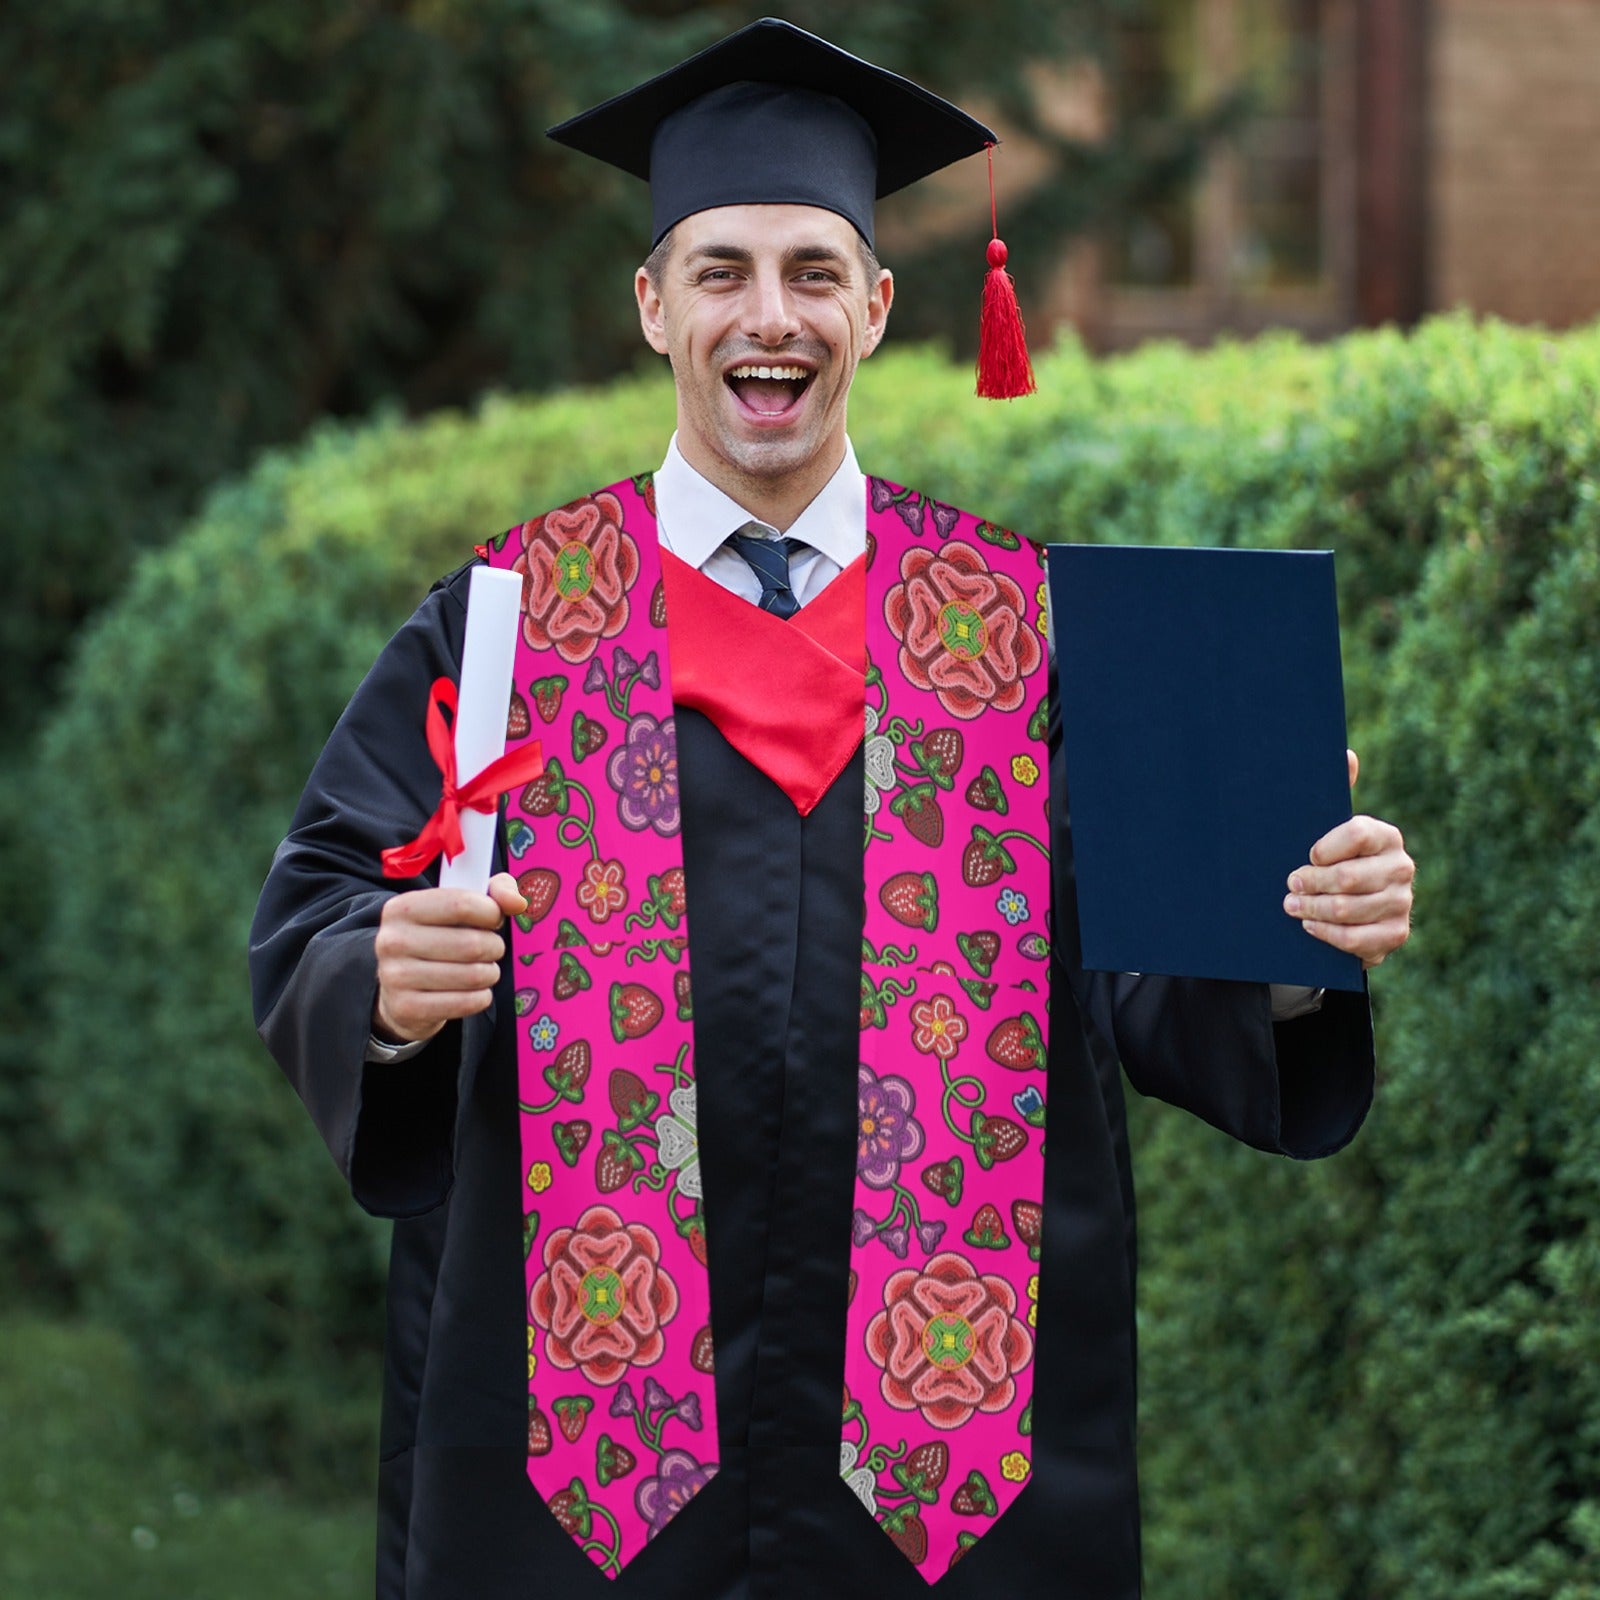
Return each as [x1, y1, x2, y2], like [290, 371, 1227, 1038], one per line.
[546, 17, 998, 249]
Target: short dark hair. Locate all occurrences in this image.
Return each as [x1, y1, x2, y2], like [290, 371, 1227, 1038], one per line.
[642, 225, 883, 291]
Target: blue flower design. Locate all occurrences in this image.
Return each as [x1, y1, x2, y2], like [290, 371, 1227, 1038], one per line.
[529, 1013, 559, 1051]
[997, 887, 1029, 926]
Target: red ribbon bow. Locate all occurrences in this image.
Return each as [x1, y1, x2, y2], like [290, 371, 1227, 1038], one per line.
[381, 677, 545, 879]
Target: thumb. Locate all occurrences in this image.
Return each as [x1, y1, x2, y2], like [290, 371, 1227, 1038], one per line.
[488, 871, 528, 917]
[1347, 748, 1360, 791]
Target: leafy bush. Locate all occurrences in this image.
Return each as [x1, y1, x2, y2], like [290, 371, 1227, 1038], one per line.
[34, 316, 1600, 1600]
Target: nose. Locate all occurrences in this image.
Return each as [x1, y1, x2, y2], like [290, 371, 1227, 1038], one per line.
[745, 267, 801, 347]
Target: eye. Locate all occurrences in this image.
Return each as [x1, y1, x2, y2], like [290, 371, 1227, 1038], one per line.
[697, 267, 743, 284]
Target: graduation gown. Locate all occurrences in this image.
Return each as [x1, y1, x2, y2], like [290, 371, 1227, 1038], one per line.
[250, 558, 1374, 1600]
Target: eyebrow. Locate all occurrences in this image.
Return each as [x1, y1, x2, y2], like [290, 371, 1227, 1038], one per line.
[684, 242, 855, 272]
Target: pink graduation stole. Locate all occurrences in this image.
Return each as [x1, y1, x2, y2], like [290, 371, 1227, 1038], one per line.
[482, 474, 1050, 1581]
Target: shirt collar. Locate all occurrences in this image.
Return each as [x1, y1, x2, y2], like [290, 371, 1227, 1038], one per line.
[653, 434, 866, 571]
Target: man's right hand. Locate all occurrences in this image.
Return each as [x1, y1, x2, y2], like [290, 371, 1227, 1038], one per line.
[372, 872, 528, 1045]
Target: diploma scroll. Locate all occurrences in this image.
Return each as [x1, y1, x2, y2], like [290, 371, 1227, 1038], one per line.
[439, 565, 524, 893]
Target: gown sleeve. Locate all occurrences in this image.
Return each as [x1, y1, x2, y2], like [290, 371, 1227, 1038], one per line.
[1046, 666, 1375, 1161]
[248, 562, 498, 1216]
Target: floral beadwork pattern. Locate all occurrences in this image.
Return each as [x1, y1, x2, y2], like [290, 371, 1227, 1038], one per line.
[513, 491, 642, 666]
[883, 540, 1043, 721]
[607, 711, 680, 835]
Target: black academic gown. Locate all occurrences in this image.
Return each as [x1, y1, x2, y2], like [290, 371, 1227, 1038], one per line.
[250, 560, 1374, 1600]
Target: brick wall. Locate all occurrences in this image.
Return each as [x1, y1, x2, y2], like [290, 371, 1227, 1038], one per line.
[1431, 0, 1600, 327]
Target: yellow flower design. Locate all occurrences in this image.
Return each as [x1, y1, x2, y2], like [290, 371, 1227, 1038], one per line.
[527, 1325, 538, 1379]
[527, 1162, 552, 1194]
[1011, 754, 1040, 788]
[1028, 1274, 1039, 1329]
[1001, 1450, 1031, 1483]
[1035, 582, 1050, 638]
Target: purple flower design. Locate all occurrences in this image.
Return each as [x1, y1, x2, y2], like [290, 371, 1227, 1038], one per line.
[643, 1375, 672, 1413]
[636, 1449, 715, 1539]
[856, 1064, 925, 1190]
[584, 658, 608, 695]
[638, 651, 661, 690]
[609, 1381, 638, 1419]
[851, 1208, 877, 1248]
[613, 645, 640, 681]
[675, 1390, 703, 1432]
[607, 712, 680, 835]
[880, 1224, 910, 1259]
[916, 1219, 948, 1254]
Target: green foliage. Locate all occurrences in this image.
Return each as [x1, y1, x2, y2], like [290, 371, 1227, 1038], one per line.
[0, 1315, 369, 1596]
[33, 316, 1600, 1600]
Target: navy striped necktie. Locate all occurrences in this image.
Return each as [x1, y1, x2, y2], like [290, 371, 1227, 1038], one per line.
[726, 525, 806, 620]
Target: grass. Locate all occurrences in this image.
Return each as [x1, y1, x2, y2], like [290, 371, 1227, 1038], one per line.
[0, 1315, 371, 1598]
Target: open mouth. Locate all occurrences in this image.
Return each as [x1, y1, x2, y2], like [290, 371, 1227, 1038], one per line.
[725, 363, 813, 418]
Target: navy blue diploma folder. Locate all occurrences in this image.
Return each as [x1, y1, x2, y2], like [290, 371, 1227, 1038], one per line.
[1047, 544, 1364, 992]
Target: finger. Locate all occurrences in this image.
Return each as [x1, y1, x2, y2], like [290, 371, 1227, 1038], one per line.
[375, 923, 506, 965]
[1284, 883, 1412, 927]
[488, 872, 529, 917]
[1347, 748, 1359, 790]
[383, 887, 511, 930]
[375, 985, 494, 1043]
[1307, 814, 1405, 868]
[1302, 915, 1410, 966]
[380, 957, 504, 993]
[1288, 849, 1415, 899]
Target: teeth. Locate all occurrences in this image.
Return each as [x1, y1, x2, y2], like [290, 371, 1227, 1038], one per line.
[727, 365, 809, 381]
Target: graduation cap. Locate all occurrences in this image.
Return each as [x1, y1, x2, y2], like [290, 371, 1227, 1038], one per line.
[548, 16, 1036, 397]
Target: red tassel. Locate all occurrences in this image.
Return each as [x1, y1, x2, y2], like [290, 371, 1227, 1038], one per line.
[976, 145, 1035, 399]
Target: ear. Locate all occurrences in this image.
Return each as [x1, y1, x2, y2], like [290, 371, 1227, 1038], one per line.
[861, 268, 894, 358]
[636, 266, 670, 356]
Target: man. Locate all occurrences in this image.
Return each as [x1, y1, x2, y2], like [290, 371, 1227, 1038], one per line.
[250, 19, 1413, 1600]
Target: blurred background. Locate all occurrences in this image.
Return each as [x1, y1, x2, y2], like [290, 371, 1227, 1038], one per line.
[3, 2, 1598, 1595]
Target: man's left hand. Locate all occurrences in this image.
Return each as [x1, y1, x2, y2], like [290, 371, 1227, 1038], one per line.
[1284, 750, 1415, 968]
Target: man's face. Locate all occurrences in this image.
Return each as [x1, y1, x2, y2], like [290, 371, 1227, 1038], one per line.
[635, 204, 893, 494]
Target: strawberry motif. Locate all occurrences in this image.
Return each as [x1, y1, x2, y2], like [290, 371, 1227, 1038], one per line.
[948, 1531, 980, 1571]
[547, 1484, 590, 1537]
[650, 578, 667, 628]
[913, 728, 964, 789]
[527, 1398, 552, 1457]
[890, 784, 944, 848]
[551, 1120, 591, 1166]
[691, 1326, 716, 1374]
[959, 977, 998, 1010]
[542, 1039, 590, 1101]
[987, 1014, 1047, 1072]
[553, 919, 588, 951]
[962, 826, 1016, 888]
[552, 951, 591, 1000]
[596, 1129, 645, 1193]
[644, 866, 688, 924]
[1012, 1199, 1044, 1260]
[673, 969, 693, 1021]
[523, 1211, 539, 1259]
[516, 867, 559, 924]
[552, 1394, 593, 1444]
[951, 1469, 999, 1517]
[965, 765, 1009, 813]
[609, 981, 664, 1042]
[920, 1156, 965, 1206]
[885, 1511, 928, 1565]
[1028, 699, 1049, 741]
[507, 690, 530, 740]
[1018, 930, 1050, 961]
[519, 760, 568, 816]
[894, 1440, 950, 1502]
[880, 871, 939, 931]
[956, 929, 1002, 977]
[608, 1067, 660, 1128]
[962, 1202, 1010, 1250]
[513, 988, 539, 1017]
[530, 674, 568, 724]
[595, 1432, 638, 1487]
[972, 1113, 1028, 1170]
[847, 1269, 858, 1305]
[571, 712, 607, 762]
[683, 1215, 709, 1267]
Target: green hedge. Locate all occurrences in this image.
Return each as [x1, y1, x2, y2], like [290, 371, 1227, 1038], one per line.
[33, 318, 1600, 1597]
